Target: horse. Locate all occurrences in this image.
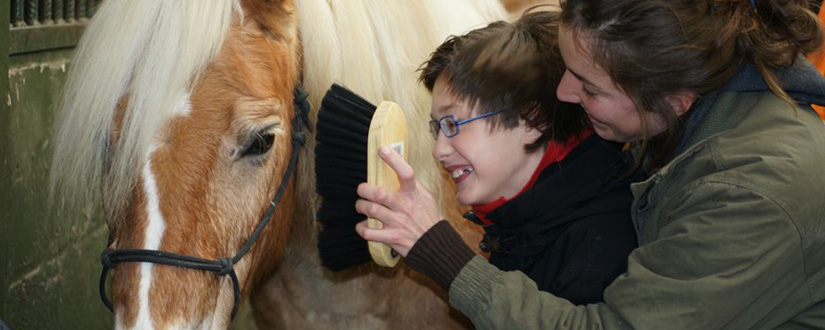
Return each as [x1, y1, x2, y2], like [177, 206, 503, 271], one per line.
[50, 0, 507, 329]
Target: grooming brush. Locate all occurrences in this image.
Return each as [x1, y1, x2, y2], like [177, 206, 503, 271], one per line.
[316, 83, 407, 271]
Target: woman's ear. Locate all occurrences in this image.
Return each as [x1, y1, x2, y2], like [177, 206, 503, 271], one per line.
[667, 92, 697, 117]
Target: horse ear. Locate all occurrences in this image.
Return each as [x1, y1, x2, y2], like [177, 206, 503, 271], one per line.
[240, 0, 298, 40]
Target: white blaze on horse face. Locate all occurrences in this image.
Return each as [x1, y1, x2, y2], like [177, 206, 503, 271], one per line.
[135, 145, 166, 330]
[116, 73, 214, 330]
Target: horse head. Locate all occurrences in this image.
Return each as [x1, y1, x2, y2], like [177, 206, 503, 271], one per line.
[52, 0, 513, 328]
[51, 1, 302, 328]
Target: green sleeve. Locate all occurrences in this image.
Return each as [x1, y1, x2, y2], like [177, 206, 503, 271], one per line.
[449, 182, 803, 330]
[450, 256, 632, 330]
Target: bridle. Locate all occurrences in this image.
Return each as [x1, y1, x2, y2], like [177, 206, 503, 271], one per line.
[99, 88, 311, 320]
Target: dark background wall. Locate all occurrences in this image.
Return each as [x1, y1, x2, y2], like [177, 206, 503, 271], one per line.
[0, 1, 111, 328]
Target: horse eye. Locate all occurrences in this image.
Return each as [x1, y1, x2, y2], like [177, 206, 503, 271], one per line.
[241, 131, 275, 158]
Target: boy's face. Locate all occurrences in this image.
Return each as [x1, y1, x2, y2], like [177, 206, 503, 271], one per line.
[430, 78, 543, 206]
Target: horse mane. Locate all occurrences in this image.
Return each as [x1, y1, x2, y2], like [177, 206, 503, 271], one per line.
[50, 1, 240, 225]
[297, 0, 505, 111]
[296, 0, 507, 211]
[51, 0, 506, 227]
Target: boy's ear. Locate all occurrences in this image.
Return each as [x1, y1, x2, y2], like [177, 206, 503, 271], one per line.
[667, 92, 696, 117]
[521, 123, 543, 145]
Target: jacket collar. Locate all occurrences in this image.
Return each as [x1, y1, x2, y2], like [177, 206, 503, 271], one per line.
[481, 136, 630, 233]
[677, 57, 825, 154]
[722, 57, 825, 104]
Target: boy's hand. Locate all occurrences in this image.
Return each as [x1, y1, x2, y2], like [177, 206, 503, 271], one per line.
[355, 147, 444, 257]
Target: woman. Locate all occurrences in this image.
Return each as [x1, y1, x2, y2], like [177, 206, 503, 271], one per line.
[356, 0, 825, 328]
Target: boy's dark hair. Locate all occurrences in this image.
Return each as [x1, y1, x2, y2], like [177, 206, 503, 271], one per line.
[419, 9, 588, 153]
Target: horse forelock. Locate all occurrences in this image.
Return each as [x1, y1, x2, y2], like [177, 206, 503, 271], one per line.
[50, 0, 239, 228]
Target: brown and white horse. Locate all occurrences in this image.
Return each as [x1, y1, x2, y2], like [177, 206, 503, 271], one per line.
[51, 0, 506, 329]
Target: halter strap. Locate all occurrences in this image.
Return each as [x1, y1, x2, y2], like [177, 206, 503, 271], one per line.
[100, 88, 311, 320]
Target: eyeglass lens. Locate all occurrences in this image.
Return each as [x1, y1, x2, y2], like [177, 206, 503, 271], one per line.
[429, 116, 460, 139]
[442, 116, 458, 137]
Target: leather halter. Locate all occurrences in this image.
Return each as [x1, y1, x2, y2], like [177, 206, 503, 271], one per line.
[99, 88, 311, 320]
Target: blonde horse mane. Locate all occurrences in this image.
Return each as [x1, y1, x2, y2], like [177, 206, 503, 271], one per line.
[50, 0, 239, 224]
[296, 0, 507, 210]
[51, 0, 506, 232]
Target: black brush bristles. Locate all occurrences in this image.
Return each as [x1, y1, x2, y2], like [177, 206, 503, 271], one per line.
[316, 84, 377, 271]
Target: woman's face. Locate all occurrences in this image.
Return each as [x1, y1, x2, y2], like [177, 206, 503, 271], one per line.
[556, 26, 669, 143]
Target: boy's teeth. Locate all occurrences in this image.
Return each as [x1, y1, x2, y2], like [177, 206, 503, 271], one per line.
[451, 168, 472, 179]
[451, 170, 462, 179]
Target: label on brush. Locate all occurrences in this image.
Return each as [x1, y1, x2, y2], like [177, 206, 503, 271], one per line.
[389, 141, 404, 158]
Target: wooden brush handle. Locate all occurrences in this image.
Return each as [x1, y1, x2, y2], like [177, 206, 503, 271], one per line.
[367, 101, 408, 267]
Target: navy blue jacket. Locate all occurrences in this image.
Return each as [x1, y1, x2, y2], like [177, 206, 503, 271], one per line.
[466, 135, 640, 305]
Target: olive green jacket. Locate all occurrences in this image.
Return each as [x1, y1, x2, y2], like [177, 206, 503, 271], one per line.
[449, 91, 825, 329]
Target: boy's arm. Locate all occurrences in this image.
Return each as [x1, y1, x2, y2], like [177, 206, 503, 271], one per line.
[405, 220, 477, 290]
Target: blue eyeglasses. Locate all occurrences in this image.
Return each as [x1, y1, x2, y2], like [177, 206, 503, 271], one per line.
[428, 111, 504, 139]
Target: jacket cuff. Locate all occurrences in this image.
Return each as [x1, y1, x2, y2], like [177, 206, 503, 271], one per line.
[405, 220, 476, 290]
[449, 256, 501, 316]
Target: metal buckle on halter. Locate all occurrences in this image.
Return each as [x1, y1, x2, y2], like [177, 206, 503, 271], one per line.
[99, 87, 312, 320]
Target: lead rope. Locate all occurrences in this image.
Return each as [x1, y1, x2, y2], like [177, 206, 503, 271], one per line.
[99, 88, 310, 320]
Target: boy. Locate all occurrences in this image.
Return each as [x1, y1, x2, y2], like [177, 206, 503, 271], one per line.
[356, 10, 639, 304]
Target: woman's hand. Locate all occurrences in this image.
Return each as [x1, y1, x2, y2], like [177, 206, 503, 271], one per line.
[354, 147, 444, 257]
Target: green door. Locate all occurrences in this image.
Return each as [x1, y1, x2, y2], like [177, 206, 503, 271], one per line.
[0, 1, 112, 328]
